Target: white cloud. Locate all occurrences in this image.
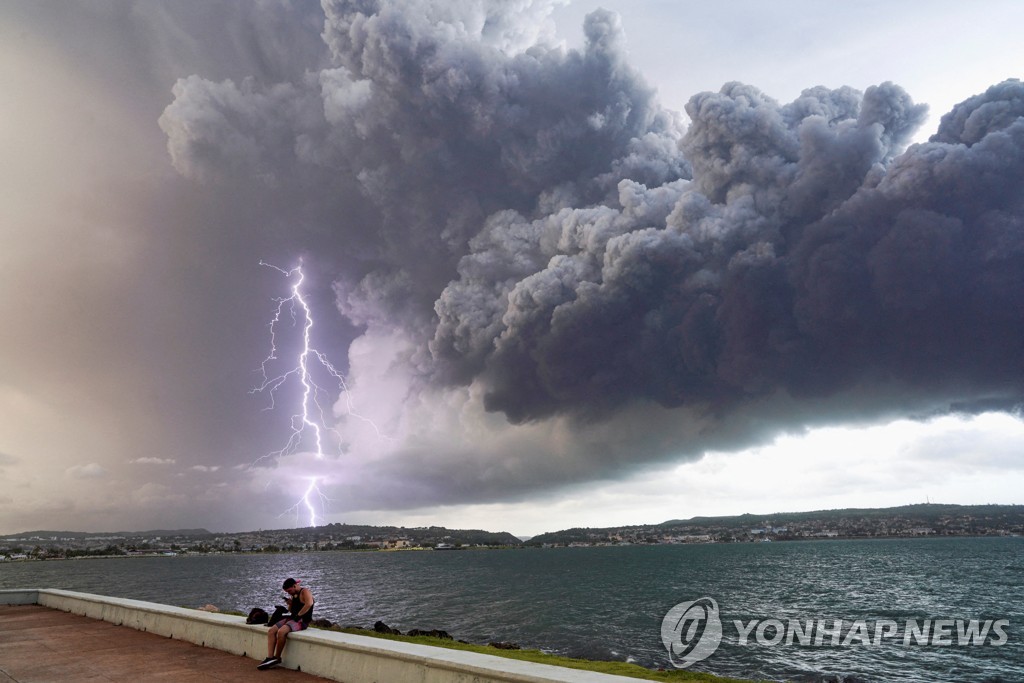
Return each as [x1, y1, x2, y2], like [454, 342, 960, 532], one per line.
[326, 412, 1024, 536]
[65, 463, 107, 479]
[130, 457, 177, 465]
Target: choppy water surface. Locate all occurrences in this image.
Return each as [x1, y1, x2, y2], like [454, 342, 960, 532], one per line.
[2, 537, 1020, 682]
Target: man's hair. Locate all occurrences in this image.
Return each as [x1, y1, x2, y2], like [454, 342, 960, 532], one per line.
[282, 578, 298, 589]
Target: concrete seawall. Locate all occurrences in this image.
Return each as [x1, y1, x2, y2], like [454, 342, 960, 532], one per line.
[0, 589, 638, 683]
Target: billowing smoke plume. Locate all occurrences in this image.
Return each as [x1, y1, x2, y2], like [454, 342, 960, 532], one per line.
[160, 0, 1024, 508]
[162, 0, 686, 334]
[436, 78, 1024, 424]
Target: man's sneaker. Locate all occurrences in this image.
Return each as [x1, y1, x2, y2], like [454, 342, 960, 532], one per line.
[257, 657, 281, 670]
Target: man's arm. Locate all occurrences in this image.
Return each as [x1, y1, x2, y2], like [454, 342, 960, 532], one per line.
[296, 588, 314, 616]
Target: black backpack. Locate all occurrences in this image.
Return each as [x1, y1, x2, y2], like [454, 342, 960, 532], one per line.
[246, 607, 269, 625]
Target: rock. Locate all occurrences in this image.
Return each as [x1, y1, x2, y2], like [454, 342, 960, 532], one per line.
[197, 604, 219, 612]
[373, 620, 402, 635]
[488, 641, 521, 650]
[311, 618, 334, 629]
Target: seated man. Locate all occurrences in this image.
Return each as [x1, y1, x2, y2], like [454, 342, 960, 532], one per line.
[258, 578, 315, 670]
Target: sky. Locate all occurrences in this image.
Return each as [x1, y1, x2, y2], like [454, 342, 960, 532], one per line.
[1, 0, 1023, 538]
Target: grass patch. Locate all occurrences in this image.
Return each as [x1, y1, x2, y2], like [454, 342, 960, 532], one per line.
[194, 607, 763, 682]
[326, 626, 760, 682]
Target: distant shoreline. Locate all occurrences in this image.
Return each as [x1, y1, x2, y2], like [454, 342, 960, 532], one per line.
[3, 532, 1020, 564]
[4, 503, 1022, 560]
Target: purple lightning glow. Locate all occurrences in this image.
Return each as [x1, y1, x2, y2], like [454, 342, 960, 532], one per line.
[251, 260, 348, 527]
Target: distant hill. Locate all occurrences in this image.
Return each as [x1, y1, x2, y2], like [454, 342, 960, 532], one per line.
[527, 503, 1024, 545]
[9, 503, 1022, 547]
[1, 524, 521, 548]
[311, 522, 522, 547]
[657, 503, 1022, 529]
[2, 529, 213, 540]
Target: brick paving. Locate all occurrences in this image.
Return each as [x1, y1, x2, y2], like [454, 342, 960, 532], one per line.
[0, 605, 335, 682]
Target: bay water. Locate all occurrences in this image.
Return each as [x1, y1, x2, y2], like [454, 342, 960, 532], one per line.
[2, 537, 1021, 682]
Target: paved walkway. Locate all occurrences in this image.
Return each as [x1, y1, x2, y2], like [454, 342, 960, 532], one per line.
[0, 605, 335, 682]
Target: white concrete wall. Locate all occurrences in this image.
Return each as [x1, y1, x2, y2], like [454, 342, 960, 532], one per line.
[0, 589, 38, 605]
[0, 589, 639, 683]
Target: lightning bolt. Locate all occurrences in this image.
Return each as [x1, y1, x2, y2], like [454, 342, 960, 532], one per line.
[280, 476, 330, 528]
[250, 260, 348, 527]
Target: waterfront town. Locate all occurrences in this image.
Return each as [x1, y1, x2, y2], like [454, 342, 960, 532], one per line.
[0, 523, 519, 560]
[527, 503, 1024, 546]
[1, 504, 1021, 560]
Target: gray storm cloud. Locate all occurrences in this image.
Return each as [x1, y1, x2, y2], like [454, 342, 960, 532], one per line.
[160, 0, 1024, 505]
[434, 75, 1024, 425]
[162, 0, 685, 333]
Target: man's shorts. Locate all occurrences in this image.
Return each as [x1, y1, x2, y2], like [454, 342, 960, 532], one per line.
[280, 619, 308, 632]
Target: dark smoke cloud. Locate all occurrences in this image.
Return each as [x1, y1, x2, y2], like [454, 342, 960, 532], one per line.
[162, 0, 686, 334]
[436, 78, 1024, 427]
[159, 0, 1024, 507]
